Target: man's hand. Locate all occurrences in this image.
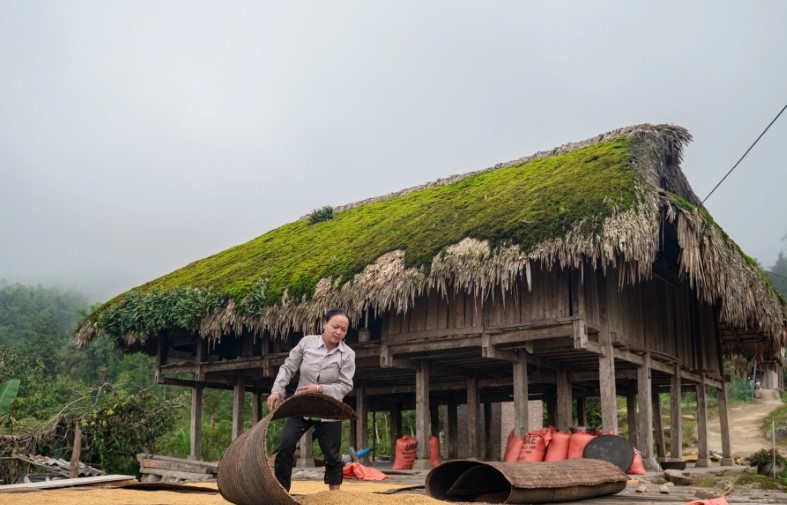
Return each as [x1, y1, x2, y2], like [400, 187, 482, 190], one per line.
[295, 384, 323, 395]
[267, 392, 281, 411]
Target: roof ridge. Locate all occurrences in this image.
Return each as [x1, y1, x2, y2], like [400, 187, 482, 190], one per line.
[318, 123, 692, 217]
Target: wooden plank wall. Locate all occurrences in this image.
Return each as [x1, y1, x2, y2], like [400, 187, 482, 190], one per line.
[386, 289, 481, 338]
[606, 270, 645, 348]
[673, 285, 694, 369]
[386, 266, 576, 338]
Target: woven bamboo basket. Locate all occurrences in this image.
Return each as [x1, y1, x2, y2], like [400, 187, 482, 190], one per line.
[217, 393, 356, 505]
[426, 458, 628, 504]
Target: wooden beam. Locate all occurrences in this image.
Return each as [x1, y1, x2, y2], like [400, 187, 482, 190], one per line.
[695, 376, 711, 467]
[190, 384, 203, 460]
[512, 350, 529, 437]
[576, 397, 587, 426]
[252, 392, 263, 424]
[717, 383, 734, 465]
[466, 376, 480, 459]
[387, 326, 483, 343]
[414, 362, 431, 469]
[483, 402, 493, 460]
[670, 365, 683, 459]
[447, 397, 458, 460]
[626, 383, 638, 448]
[232, 375, 245, 440]
[355, 382, 368, 461]
[652, 390, 666, 458]
[481, 333, 519, 362]
[390, 402, 402, 442]
[556, 367, 572, 431]
[637, 353, 657, 470]
[597, 273, 618, 434]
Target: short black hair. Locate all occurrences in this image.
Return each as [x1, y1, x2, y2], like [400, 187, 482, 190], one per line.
[324, 308, 349, 322]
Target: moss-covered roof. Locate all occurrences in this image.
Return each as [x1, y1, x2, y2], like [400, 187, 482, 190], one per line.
[77, 124, 786, 352]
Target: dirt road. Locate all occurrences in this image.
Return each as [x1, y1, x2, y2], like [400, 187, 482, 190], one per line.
[707, 389, 785, 458]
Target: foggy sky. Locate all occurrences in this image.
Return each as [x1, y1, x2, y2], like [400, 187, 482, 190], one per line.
[1, 1, 786, 304]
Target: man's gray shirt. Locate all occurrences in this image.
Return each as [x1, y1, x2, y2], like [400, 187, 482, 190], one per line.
[271, 334, 355, 402]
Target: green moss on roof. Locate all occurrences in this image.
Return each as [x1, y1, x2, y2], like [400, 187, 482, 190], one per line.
[129, 136, 638, 306]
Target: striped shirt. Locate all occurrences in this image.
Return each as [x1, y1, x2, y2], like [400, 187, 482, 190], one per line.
[271, 334, 355, 402]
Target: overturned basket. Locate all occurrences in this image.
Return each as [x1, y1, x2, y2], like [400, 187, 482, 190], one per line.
[426, 458, 628, 504]
[217, 393, 356, 505]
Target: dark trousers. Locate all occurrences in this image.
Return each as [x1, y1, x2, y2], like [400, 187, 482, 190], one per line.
[273, 416, 343, 491]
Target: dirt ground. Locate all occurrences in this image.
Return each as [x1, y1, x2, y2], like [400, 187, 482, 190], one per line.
[0, 480, 429, 505]
[706, 390, 785, 458]
[2, 394, 785, 504]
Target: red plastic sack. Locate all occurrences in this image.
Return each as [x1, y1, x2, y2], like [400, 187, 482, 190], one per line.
[681, 499, 729, 505]
[567, 431, 596, 459]
[518, 428, 552, 462]
[627, 448, 647, 475]
[503, 429, 524, 462]
[429, 435, 440, 467]
[392, 435, 417, 470]
[342, 462, 388, 480]
[544, 431, 570, 461]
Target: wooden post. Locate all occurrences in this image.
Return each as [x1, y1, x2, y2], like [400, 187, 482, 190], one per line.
[597, 273, 618, 434]
[467, 375, 481, 459]
[670, 366, 683, 458]
[717, 383, 735, 466]
[296, 428, 314, 467]
[190, 384, 203, 460]
[252, 391, 263, 424]
[556, 367, 572, 431]
[695, 376, 711, 467]
[637, 353, 657, 470]
[232, 375, 245, 440]
[545, 389, 556, 427]
[430, 402, 440, 436]
[413, 361, 432, 469]
[626, 382, 638, 448]
[576, 397, 587, 426]
[70, 421, 82, 479]
[513, 350, 529, 437]
[355, 382, 368, 462]
[483, 402, 492, 460]
[652, 390, 666, 458]
[447, 397, 458, 460]
[391, 402, 402, 442]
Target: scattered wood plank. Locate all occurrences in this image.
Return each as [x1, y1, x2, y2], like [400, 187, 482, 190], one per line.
[0, 474, 136, 491]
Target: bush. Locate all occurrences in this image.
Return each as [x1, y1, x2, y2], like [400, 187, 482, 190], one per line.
[308, 206, 334, 224]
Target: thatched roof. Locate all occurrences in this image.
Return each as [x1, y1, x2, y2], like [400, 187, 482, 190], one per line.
[76, 124, 786, 354]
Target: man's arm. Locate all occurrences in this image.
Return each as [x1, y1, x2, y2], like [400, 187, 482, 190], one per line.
[271, 338, 306, 397]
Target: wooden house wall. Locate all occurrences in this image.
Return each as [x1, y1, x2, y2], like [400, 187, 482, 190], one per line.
[699, 303, 721, 375]
[673, 285, 695, 369]
[385, 267, 576, 339]
[605, 270, 645, 347]
[581, 267, 601, 329]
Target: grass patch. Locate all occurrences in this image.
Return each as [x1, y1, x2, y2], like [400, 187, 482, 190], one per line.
[734, 470, 787, 491]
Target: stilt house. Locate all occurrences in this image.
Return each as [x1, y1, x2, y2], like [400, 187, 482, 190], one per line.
[77, 124, 786, 470]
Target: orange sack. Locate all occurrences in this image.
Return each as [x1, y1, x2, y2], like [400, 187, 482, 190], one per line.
[567, 431, 596, 459]
[627, 448, 647, 475]
[518, 428, 552, 462]
[544, 431, 570, 461]
[503, 429, 524, 462]
[429, 435, 440, 467]
[392, 435, 417, 470]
